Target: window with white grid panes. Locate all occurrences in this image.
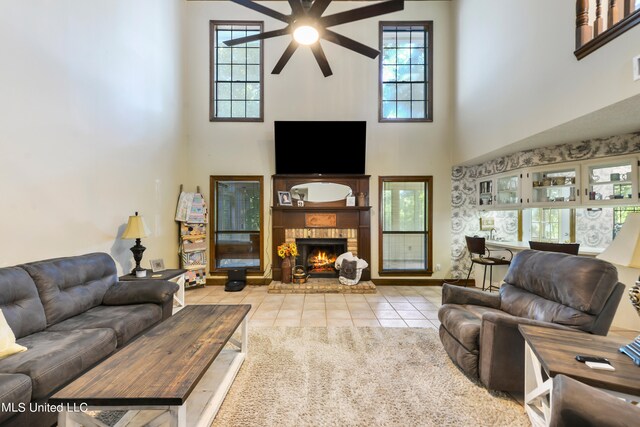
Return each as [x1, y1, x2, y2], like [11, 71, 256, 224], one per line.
[379, 21, 432, 122]
[526, 208, 573, 243]
[210, 21, 263, 121]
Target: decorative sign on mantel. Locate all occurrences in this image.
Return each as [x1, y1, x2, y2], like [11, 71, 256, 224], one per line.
[305, 213, 337, 228]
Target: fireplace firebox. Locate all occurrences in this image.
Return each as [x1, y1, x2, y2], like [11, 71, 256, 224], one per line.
[295, 238, 348, 278]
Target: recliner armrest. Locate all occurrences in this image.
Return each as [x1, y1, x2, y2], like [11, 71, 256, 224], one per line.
[478, 311, 578, 392]
[103, 280, 179, 306]
[481, 311, 578, 332]
[441, 283, 501, 308]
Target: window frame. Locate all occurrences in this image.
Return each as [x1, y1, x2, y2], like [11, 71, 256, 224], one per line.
[378, 21, 433, 123]
[378, 176, 433, 276]
[209, 175, 264, 274]
[523, 208, 575, 243]
[209, 20, 264, 122]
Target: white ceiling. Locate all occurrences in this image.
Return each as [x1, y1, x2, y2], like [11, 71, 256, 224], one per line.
[460, 92, 640, 166]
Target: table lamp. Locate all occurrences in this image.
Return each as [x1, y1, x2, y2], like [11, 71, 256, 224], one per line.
[121, 212, 150, 278]
[596, 212, 640, 366]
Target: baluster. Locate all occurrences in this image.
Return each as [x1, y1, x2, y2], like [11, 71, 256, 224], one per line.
[623, 0, 634, 17]
[608, 0, 620, 27]
[594, 0, 604, 37]
[576, 0, 591, 49]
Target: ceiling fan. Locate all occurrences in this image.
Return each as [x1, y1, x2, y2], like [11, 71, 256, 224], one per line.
[224, 0, 404, 77]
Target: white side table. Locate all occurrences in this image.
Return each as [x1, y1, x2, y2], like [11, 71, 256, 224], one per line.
[519, 324, 640, 427]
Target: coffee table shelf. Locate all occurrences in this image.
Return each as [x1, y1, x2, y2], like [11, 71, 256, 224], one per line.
[51, 304, 250, 426]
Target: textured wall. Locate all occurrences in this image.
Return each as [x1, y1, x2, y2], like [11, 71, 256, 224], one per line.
[451, 132, 640, 278]
[184, 1, 455, 279]
[0, 1, 186, 271]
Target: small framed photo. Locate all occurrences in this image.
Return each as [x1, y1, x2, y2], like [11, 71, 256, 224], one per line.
[479, 217, 495, 231]
[150, 258, 165, 272]
[278, 191, 293, 206]
[346, 196, 356, 206]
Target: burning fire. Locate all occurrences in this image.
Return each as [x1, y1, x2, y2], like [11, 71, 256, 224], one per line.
[308, 250, 337, 272]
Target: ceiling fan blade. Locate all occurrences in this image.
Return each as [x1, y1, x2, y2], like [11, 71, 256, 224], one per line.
[308, 0, 333, 17]
[272, 41, 299, 74]
[230, 0, 292, 24]
[310, 43, 333, 77]
[224, 27, 290, 47]
[288, 0, 304, 16]
[322, 30, 379, 59]
[320, 0, 404, 28]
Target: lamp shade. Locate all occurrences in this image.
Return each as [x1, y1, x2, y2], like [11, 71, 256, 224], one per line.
[121, 212, 150, 240]
[596, 213, 640, 268]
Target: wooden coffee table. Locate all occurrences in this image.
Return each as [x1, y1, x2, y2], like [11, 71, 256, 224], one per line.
[50, 304, 250, 427]
[519, 324, 640, 427]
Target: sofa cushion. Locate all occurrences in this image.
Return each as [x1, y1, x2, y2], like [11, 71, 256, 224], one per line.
[0, 267, 46, 339]
[503, 250, 618, 314]
[438, 304, 504, 352]
[46, 304, 162, 347]
[20, 253, 117, 326]
[0, 329, 116, 399]
[0, 373, 32, 423]
[500, 284, 596, 330]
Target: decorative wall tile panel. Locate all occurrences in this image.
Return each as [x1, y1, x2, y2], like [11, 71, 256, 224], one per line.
[450, 132, 640, 279]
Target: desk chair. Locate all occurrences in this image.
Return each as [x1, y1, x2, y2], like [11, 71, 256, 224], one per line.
[465, 236, 513, 292]
[528, 241, 580, 255]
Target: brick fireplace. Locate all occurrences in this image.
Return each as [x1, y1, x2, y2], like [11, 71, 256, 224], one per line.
[271, 174, 371, 282]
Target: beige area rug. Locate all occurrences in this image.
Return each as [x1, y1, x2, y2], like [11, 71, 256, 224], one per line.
[212, 327, 529, 427]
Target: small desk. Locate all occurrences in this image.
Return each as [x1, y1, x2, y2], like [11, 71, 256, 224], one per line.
[486, 240, 604, 257]
[519, 325, 640, 427]
[119, 268, 187, 313]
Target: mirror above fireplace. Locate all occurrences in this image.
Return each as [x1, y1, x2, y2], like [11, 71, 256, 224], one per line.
[290, 182, 352, 203]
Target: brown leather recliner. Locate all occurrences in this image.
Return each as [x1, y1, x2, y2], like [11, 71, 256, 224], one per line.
[438, 249, 625, 392]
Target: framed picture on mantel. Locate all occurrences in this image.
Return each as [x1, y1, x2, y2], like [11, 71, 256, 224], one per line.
[278, 191, 292, 206]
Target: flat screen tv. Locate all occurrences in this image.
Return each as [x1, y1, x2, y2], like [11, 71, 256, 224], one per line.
[274, 121, 366, 174]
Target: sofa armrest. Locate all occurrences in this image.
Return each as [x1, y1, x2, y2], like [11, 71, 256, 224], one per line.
[103, 280, 179, 306]
[441, 283, 501, 308]
[478, 311, 578, 392]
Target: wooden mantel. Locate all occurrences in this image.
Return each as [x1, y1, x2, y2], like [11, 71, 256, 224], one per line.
[271, 175, 371, 281]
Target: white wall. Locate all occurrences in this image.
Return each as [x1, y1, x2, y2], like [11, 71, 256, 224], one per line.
[0, 1, 186, 273]
[184, 1, 454, 279]
[452, 0, 640, 164]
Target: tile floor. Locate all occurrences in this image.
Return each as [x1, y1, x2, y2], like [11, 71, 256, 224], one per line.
[184, 284, 639, 338]
[185, 285, 443, 329]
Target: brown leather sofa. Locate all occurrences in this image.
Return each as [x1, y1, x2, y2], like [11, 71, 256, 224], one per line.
[438, 249, 624, 392]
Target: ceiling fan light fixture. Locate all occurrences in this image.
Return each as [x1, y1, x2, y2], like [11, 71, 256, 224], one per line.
[293, 24, 319, 45]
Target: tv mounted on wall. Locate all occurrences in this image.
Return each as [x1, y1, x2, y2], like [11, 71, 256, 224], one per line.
[274, 121, 366, 174]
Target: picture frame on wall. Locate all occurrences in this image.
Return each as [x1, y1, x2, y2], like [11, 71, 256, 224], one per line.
[278, 191, 293, 206]
[150, 258, 166, 272]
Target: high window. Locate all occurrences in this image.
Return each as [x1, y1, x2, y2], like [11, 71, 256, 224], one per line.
[210, 21, 263, 121]
[379, 21, 432, 122]
[210, 176, 263, 273]
[379, 177, 433, 275]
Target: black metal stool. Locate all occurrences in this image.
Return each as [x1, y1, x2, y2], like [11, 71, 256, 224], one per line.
[465, 236, 512, 292]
